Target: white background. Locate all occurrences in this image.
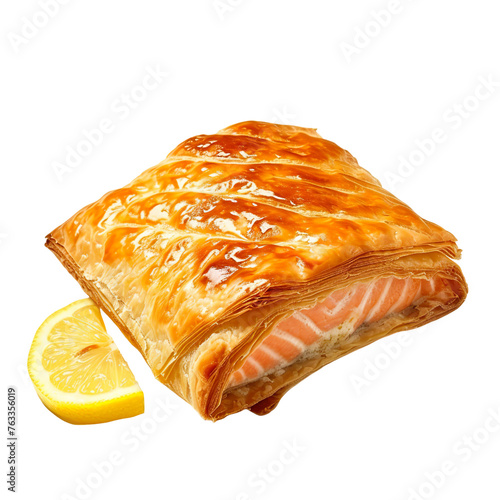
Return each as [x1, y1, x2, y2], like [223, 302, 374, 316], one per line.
[2, 1, 500, 499]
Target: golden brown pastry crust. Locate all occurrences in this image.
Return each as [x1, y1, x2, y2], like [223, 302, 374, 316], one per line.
[46, 121, 467, 420]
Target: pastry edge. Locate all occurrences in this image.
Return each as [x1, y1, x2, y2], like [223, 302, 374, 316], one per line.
[45, 234, 145, 356]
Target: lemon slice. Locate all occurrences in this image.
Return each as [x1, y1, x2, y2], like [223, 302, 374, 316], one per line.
[28, 298, 144, 424]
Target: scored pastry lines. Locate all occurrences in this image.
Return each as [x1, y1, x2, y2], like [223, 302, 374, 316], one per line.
[109, 183, 435, 249]
[157, 151, 378, 187]
[132, 156, 371, 198]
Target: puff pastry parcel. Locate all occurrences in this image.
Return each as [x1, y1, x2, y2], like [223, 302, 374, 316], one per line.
[46, 121, 467, 421]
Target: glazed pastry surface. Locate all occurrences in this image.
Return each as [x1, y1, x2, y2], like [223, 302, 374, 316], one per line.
[46, 121, 467, 420]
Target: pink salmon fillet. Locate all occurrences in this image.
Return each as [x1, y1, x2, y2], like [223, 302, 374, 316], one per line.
[228, 276, 447, 388]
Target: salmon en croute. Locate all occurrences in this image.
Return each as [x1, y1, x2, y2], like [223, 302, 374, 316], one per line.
[46, 121, 467, 420]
